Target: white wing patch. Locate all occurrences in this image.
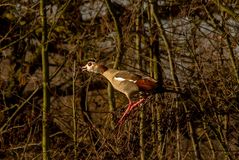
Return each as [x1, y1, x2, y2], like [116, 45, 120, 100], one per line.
[114, 77, 137, 83]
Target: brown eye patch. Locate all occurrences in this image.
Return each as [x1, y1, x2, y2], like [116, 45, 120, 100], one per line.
[88, 62, 92, 66]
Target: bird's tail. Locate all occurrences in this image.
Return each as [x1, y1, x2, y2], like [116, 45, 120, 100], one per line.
[152, 85, 179, 94]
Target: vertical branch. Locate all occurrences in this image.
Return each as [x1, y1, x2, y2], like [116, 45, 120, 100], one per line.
[104, 0, 124, 127]
[72, 61, 77, 160]
[136, 1, 142, 69]
[104, 0, 123, 68]
[135, 1, 145, 160]
[226, 36, 239, 84]
[149, 1, 181, 160]
[107, 83, 115, 129]
[186, 33, 213, 159]
[148, 1, 164, 159]
[183, 103, 202, 160]
[150, 1, 201, 160]
[40, 0, 50, 159]
[151, 9, 179, 91]
[148, 1, 155, 151]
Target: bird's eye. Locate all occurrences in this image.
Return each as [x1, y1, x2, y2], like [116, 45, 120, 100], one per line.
[88, 62, 92, 66]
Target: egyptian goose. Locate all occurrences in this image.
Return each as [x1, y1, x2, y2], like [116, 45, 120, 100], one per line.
[82, 61, 163, 124]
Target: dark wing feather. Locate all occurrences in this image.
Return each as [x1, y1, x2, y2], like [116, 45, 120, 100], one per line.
[136, 79, 158, 91]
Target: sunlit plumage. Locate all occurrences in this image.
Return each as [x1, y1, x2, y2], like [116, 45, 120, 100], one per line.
[82, 61, 161, 124]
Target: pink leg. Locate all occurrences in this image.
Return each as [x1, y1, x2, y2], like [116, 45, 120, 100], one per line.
[118, 101, 132, 125]
[128, 98, 145, 112]
[118, 98, 145, 125]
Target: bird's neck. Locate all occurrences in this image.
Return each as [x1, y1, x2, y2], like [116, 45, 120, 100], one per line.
[95, 64, 108, 74]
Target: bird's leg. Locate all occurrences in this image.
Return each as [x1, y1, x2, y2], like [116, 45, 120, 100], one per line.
[118, 98, 145, 125]
[118, 100, 133, 125]
[128, 98, 145, 111]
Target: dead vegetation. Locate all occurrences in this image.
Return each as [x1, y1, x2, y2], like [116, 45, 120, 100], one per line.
[0, 0, 239, 159]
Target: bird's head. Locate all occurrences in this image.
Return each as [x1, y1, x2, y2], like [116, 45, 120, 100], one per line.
[81, 61, 107, 74]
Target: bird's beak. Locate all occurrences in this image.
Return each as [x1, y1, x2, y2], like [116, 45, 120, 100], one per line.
[81, 65, 87, 72]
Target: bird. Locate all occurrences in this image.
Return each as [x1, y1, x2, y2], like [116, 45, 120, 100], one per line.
[81, 61, 164, 124]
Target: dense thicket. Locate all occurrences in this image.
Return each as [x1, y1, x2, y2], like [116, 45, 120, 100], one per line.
[0, 0, 239, 159]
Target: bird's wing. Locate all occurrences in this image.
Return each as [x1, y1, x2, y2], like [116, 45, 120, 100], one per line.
[113, 71, 142, 83]
[113, 71, 159, 91]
